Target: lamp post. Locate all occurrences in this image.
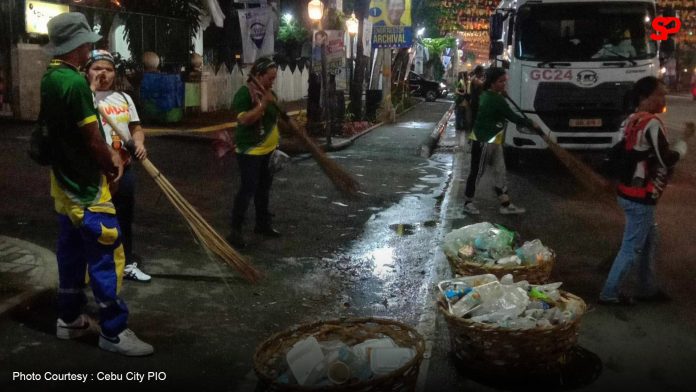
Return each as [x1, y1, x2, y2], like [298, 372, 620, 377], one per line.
[308, 0, 331, 146]
[345, 12, 358, 95]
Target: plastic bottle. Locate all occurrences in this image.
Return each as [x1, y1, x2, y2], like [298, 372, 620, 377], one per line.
[337, 346, 372, 381]
[451, 291, 481, 317]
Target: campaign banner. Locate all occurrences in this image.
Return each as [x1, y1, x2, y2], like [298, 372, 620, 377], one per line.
[368, 0, 412, 48]
[312, 30, 346, 75]
[238, 7, 275, 64]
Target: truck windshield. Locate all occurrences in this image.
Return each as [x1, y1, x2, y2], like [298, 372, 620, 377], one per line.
[515, 2, 657, 62]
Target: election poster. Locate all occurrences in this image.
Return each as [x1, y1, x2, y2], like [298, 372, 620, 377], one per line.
[368, 0, 413, 48]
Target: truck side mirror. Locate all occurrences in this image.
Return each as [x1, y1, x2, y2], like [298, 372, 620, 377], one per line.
[490, 14, 505, 40]
[489, 41, 504, 59]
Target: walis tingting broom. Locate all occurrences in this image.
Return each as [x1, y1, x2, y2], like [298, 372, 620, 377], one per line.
[248, 75, 361, 196]
[504, 95, 615, 199]
[98, 104, 264, 284]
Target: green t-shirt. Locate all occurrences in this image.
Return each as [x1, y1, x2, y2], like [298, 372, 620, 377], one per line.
[41, 60, 105, 206]
[472, 90, 532, 143]
[232, 85, 279, 155]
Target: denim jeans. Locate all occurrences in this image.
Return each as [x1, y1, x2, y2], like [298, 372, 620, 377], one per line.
[600, 197, 658, 300]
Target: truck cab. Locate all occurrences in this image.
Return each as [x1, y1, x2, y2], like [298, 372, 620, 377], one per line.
[490, 0, 659, 154]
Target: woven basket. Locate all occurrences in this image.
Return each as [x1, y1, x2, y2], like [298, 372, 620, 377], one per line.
[446, 251, 555, 284]
[253, 317, 425, 392]
[438, 290, 586, 374]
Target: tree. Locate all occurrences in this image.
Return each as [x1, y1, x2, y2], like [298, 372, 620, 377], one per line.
[421, 37, 455, 80]
[119, 0, 203, 66]
[347, 0, 370, 120]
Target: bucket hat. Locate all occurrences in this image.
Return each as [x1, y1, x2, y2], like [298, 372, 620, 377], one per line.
[44, 12, 102, 56]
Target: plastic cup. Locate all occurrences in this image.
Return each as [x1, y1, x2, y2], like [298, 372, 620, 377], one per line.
[327, 361, 351, 384]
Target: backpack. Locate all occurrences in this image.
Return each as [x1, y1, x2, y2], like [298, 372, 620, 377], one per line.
[605, 112, 655, 180]
[28, 107, 53, 166]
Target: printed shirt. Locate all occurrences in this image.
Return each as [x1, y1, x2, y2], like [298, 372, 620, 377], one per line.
[41, 60, 113, 224]
[472, 91, 533, 144]
[95, 90, 140, 147]
[617, 112, 681, 205]
[232, 85, 279, 155]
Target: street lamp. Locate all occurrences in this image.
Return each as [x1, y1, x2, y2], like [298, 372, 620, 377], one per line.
[308, 0, 331, 146]
[308, 0, 323, 22]
[345, 12, 358, 95]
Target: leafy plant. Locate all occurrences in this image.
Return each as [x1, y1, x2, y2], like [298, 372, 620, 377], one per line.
[278, 16, 309, 44]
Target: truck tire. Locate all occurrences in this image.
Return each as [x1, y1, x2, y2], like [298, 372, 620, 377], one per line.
[425, 90, 437, 102]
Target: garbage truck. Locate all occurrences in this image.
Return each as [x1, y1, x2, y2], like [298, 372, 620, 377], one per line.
[488, 0, 660, 161]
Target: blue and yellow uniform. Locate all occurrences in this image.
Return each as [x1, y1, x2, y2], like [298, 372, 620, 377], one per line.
[41, 60, 128, 337]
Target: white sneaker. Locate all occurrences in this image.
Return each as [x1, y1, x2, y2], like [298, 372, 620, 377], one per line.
[56, 314, 98, 340]
[99, 329, 154, 356]
[124, 262, 151, 283]
[500, 203, 526, 215]
[463, 203, 481, 215]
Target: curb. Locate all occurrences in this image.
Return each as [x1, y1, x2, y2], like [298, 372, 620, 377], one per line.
[421, 104, 455, 158]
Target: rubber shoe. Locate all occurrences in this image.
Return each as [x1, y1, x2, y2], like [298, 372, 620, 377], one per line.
[499, 203, 526, 215]
[597, 295, 635, 306]
[56, 314, 98, 340]
[99, 329, 154, 356]
[124, 263, 151, 283]
[463, 203, 480, 215]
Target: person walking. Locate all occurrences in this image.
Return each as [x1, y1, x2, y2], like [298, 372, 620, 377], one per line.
[462, 67, 538, 215]
[227, 57, 281, 249]
[454, 72, 469, 132]
[467, 65, 485, 132]
[598, 76, 688, 305]
[85, 50, 151, 283]
[41, 13, 153, 355]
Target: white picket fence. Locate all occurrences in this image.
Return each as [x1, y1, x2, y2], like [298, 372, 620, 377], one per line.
[198, 64, 309, 112]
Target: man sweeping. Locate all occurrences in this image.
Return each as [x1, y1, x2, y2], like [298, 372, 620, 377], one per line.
[41, 12, 152, 356]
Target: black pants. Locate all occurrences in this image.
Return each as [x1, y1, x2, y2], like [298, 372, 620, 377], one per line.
[464, 140, 482, 200]
[112, 165, 135, 265]
[231, 152, 273, 230]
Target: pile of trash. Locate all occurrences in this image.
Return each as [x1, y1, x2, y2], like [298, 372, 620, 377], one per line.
[279, 335, 416, 386]
[438, 274, 582, 330]
[443, 222, 554, 267]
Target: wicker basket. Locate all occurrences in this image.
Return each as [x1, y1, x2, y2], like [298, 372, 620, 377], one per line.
[438, 290, 586, 375]
[253, 317, 425, 392]
[446, 251, 555, 284]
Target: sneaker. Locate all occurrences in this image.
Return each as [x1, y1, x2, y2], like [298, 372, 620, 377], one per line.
[99, 329, 154, 356]
[463, 203, 480, 215]
[56, 314, 98, 340]
[124, 262, 151, 283]
[499, 203, 526, 215]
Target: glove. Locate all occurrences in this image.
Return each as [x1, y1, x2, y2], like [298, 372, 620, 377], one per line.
[672, 139, 687, 158]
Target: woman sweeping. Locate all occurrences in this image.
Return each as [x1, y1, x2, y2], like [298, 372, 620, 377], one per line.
[227, 57, 281, 249]
[462, 67, 539, 215]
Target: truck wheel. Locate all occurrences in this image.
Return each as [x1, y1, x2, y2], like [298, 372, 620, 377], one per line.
[425, 90, 437, 102]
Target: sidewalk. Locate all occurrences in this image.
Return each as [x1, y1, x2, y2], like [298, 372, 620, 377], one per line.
[0, 236, 56, 315]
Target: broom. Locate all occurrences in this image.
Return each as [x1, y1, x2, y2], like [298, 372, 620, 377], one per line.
[98, 105, 263, 284]
[504, 95, 615, 199]
[247, 76, 361, 196]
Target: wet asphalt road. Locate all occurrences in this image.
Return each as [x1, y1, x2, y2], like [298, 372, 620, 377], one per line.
[1, 96, 695, 392]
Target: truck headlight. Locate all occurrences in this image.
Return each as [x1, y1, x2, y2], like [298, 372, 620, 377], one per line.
[439, 82, 446, 89]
